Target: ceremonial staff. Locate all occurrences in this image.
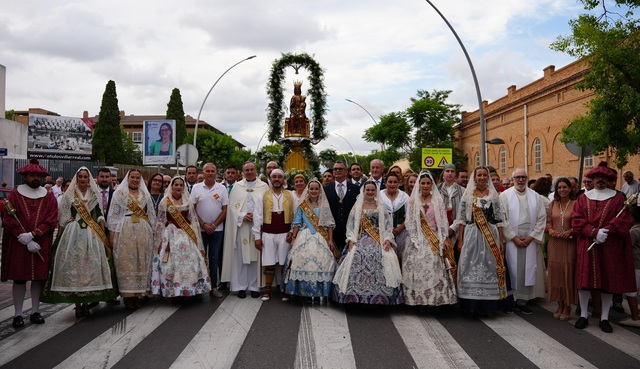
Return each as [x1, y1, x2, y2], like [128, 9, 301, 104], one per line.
[4, 200, 45, 262]
[588, 193, 639, 251]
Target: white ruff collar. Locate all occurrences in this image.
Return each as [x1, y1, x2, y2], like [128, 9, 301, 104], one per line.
[585, 188, 616, 201]
[17, 184, 47, 199]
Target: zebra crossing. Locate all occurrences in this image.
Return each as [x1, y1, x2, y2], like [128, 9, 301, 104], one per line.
[1, 293, 640, 369]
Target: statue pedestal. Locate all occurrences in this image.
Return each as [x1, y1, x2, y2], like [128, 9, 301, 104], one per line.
[285, 140, 308, 171]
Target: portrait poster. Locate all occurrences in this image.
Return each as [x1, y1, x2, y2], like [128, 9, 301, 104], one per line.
[143, 119, 176, 165]
[27, 113, 94, 160]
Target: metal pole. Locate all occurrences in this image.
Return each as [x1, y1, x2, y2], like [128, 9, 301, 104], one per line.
[332, 132, 358, 163]
[424, 0, 487, 166]
[193, 55, 257, 146]
[345, 98, 384, 151]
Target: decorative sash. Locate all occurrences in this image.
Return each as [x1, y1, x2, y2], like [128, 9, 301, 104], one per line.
[360, 212, 382, 246]
[472, 202, 506, 298]
[166, 197, 198, 245]
[300, 200, 339, 260]
[420, 210, 458, 284]
[72, 192, 110, 257]
[127, 194, 150, 225]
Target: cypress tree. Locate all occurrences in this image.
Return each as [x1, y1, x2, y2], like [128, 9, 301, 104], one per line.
[93, 80, 125, 164]
[166, 88, 186, 145]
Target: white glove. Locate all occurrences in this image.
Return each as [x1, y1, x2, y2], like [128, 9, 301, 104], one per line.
[17, 232, 34, 245]
[595, 229, 609, 244]
[27, 241, 41, 253]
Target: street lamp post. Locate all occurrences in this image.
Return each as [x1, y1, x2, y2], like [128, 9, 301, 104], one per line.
[485, 137, 505, 167]
[345, 98, 384, 151]
[424, 0, 488, 166]
[332, 132, 358, 163]
[193, 55, 257, 146]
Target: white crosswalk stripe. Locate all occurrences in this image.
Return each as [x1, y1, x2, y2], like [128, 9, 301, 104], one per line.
[1, 297, 640, 368]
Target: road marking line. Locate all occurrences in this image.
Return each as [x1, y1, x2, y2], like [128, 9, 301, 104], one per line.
[0, 298, 32, 323]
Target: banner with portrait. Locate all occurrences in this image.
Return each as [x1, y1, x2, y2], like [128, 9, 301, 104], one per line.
[143, 120, 176, 165]
[27, 113, 94, 160]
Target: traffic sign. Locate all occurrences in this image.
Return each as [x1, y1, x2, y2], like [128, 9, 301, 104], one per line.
[421, 148, 452, 169]
[0, 148, 6, 157]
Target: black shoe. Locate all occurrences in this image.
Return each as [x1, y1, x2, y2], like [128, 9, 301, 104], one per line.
[515, 304, 533, 315]
[613, 302, 625, 313]
[12, 316, 24, 328]
[29, 312, 45, 324]
[599, 320, 613, 333]
[575, 316, 588, 329]
[250, 291, 260, 298]
[237, 290, 246, 299]
[87, 302, 99, 308]
[106, 298, 120, 305]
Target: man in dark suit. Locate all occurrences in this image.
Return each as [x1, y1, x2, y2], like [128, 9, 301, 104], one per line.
[324, 160, 358, 252]
[96, 167, 119, 305]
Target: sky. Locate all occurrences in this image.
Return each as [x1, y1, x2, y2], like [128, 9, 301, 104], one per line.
[0, 0, 583, 156]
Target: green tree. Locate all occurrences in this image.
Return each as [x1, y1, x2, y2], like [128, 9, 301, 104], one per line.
[362, 112, 412, 155]
[259, 143, 284, 164]
[405, 89, 467, 170]
[551, 0, 640, 167]
[166, 88, 187, 145]
[121, 129, 142, 165]
[186, 130, 251, 169]
[93, 80, 125, 165]
[5, 109, 14, 120]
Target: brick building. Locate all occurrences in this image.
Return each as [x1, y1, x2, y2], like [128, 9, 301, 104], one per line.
[456, 59, 640, 186]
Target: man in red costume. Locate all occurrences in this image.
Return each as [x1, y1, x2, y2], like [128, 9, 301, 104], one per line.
[572, 161, 636, 333]
[1, 159, 58, 328]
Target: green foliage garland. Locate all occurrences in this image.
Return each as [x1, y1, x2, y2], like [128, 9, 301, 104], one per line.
[267, 53, 328, 142]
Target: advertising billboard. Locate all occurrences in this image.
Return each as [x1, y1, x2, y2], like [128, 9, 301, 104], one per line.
[27, 113, 94, 160]
[143, 119, 176, 165]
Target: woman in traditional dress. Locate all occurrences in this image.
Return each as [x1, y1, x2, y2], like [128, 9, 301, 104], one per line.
[284, 180, 337, 303]
[546, 177, 577, 320]
[291, 173, 307, 214]
[147, 172, 164, 215]
[42, 167, 117, 317]
[151, 176, 211, 303]
[108, 169, 156, 309]
[402, 170, 457, 308]
[380, 173, 409, 260]
[332, 181, 404, 305]
[456, 166, 510, 315]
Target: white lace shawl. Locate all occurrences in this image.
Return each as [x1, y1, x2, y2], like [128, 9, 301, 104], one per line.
[453, 166, 503, 229]
[58, 167, 103, 227]
[406, 170, 450, 255]
[156, 175, 203, 249]
[107, 170, 157, 233]
[296, 179, 335, 228]
[346, 180, 395, 246]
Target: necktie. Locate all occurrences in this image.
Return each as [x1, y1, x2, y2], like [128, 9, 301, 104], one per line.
[338, 183, 344, 200]
[102, 189, 108, 211]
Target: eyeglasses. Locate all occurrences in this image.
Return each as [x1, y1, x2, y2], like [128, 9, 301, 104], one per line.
[333, 167, 345, 171]
[160, 129, 170, 133]
[513, 176, 527, 180]
[152, 179, 162, 183]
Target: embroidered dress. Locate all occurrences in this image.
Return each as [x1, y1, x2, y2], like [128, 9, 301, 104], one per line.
[42, 170, 117, 303]
[332, 210, 404, 304]
[456, 194, 510, 313]
[403, 204, 457, 306]
[151, 200, 211, 297]
[283, 207, 336, 297]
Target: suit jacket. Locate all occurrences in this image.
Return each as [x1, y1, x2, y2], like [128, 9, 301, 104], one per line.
[324, 181, 358, 251]
[101, 187, 115, 234]
[370, 177, 386, 190]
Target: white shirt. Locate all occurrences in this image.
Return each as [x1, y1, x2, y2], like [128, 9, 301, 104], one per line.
[190, 181, 229, 232]
[334, 180, 348, 198]
[51, 184, 62, 198]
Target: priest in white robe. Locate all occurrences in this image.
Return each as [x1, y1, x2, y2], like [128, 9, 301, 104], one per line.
[501, 168, 547, 314]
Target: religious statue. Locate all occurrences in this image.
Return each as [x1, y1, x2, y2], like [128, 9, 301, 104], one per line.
[284, 80, 310, 137]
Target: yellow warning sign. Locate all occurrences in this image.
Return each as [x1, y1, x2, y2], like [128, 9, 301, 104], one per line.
[421, 148, 452, 169]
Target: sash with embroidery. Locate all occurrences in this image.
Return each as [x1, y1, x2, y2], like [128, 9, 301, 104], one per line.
[299, 200, 339, 260]
[127, 194, 150, 225]
[420, 210, 457, 284]
[166, 197, 198, 245]
[472, 201, 506, 298]
[72, 192, 110, 257]
[360, 212, 382, 246]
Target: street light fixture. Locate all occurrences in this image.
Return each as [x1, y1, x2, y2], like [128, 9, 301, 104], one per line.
[193, 55, 257, 146]
[424, 0, 488, 166]
[345, 98, 384, 151]
[485, 138, 505, 145]
[332, 132, 358, 163]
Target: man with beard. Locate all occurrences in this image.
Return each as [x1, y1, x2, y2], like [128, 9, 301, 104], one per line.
[501, 168, 547, 314]
[456, 168, 469, 188]
[1, 159, 58, 328]
[252, 169, 294, 301]
[96, 168, 115, 225]
[221, 162, 268, 298]
[573, 162, 636, 333]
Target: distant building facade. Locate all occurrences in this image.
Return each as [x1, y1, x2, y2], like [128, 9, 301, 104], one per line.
[456, 59, 639, 186]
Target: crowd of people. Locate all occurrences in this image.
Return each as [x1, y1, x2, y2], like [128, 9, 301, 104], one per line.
[2, 158, 640, 336]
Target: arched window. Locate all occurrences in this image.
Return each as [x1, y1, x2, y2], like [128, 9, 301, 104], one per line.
[533, 138, 542, 172]
[500, 146, 506, 175]
[475, 152, 480, 168]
